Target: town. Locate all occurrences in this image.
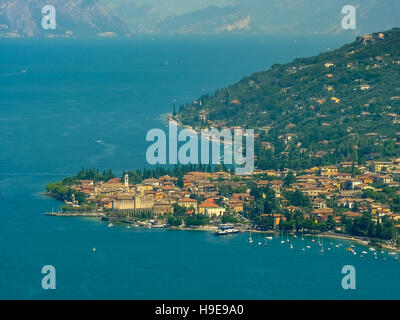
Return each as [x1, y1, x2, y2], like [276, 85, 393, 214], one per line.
[45, 158, 400, 250]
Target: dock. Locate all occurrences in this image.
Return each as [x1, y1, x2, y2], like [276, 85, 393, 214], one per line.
[45, 212, 102, 217]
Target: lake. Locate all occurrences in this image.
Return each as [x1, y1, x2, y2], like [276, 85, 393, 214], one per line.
[1, 34, 398, 299]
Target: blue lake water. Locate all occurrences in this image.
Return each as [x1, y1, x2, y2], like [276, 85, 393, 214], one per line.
[0, 34, 399, 300]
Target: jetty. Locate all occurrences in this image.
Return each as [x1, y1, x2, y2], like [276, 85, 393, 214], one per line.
[45, 211, 102, 217]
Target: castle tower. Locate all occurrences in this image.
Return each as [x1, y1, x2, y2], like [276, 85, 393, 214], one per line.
[124, 170, 129, 187]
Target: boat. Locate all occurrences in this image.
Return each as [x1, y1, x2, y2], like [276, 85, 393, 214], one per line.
[107, 215, 114, 227]
[266, 236, 273, 240]
[290, 244, 294, 249]
[215, 224, 239, 236]
[248, 229, 253, 243]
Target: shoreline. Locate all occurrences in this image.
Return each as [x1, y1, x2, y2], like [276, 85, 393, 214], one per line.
[167, 114, 235, 146]
[44, 211, 400, 252]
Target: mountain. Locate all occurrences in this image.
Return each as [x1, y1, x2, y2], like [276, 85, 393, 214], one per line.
[176, 28, 400, 170]
[0, 0, 130, 37]
[1, 0, 399, 36]
[103, 0, 161, 34]
[156, 5, 250, 34]
[239, 0, 400, 36]
[103, 0, 400, 35]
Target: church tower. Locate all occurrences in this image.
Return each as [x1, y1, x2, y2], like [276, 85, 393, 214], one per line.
[124, 170, 129, 187]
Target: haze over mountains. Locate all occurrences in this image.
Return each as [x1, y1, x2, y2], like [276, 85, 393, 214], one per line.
[0, 0, 399, 37]
[0, 0, 130, 37]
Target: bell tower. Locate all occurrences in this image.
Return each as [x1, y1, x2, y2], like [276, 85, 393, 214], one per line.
[124, 170, 129, 187]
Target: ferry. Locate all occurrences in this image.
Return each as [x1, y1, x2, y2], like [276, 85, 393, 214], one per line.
[215, 224, 239, 236]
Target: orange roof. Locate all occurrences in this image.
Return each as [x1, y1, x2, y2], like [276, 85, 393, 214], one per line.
[178, 198, 197, 203]
[199, 198, 218, 208]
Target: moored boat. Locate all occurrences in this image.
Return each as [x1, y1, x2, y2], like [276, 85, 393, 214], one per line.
[215, 224, 240, 236]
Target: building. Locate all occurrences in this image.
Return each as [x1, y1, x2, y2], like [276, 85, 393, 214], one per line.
[199, 198, 225, 217]
[320, 166, 338, 177]
[177, 198, 198, 212]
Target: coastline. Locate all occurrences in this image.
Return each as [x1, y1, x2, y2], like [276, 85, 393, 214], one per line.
[167, 113, 235, 146]
[43, 211, 400, 252]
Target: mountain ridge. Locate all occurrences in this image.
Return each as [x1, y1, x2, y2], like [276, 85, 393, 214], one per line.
[0, 0, 130, 37]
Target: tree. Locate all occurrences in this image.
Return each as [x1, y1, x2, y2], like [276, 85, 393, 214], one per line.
[284, 171, 296, 187]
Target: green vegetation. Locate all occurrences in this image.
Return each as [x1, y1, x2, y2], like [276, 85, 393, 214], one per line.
[177, 28, 400, 170]
[344, 212, 397, 240]
[46, 168, 115, 204]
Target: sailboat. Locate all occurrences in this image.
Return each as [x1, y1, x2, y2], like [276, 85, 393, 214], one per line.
[264, 236, 268, 246]
[320, 239, 324, 254]
[286, 231, 290, 243]
[107, 215, 114, 227]
[248, 230, 253, 243]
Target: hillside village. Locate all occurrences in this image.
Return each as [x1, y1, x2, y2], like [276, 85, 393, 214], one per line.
[176, 29, 400, 172]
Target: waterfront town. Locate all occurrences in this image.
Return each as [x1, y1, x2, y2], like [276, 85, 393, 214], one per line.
[45, 158, 400, 249]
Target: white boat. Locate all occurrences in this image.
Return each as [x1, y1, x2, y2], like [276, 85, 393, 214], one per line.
[107, 216, 113, 227]
[215, 224, 239, 235]
[248, 230, 253, 243]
